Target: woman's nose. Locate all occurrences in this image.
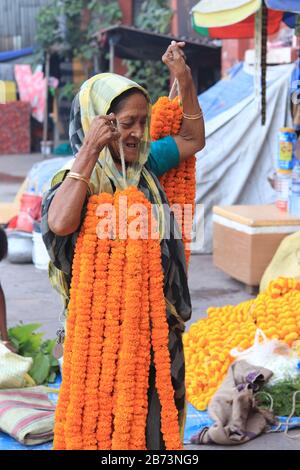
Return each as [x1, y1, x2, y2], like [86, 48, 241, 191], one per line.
[131, 125, 144, 139]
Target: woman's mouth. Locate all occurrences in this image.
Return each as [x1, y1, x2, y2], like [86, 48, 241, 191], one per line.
[125, 142, 138, 150]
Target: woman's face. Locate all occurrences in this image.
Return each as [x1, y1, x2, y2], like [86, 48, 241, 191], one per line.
[109, 92, 149, 165]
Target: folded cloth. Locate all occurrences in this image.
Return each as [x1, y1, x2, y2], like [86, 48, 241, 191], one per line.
[0, 386, 55, 445]
[191, 360, 277, 445]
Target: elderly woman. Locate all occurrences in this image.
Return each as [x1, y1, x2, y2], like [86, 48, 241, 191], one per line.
[42, 41, 205, 450]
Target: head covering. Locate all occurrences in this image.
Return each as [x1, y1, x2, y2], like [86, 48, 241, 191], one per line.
[69, 73, 151, 190]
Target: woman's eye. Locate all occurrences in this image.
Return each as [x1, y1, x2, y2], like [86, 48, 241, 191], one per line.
[120, 122, 132, 128]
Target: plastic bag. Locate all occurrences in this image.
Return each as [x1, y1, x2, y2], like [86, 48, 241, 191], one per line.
[231, 329, 286, 365]
[0, 342, 33, 388]
[230, 329, 300, 385]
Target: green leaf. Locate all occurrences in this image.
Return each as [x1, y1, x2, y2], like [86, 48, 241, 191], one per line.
[42, 339, 56, 355]
[47, 371, 57, 383]
[8, 323, 42, 341]
[8, 322, 60, 384]
[29, 353, 51, 385]
[8, 323, 44, 356]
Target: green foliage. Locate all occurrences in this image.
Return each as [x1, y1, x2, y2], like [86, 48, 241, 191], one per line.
[124, 0, 173, 103]
[35, 1, 61, 52]
[8, 323, 59, 385]
[59, 82, 78, 101]
[135, 0, 172, 34]
[125, 59, 170, 104]
[35, 0, 122, 61]
[258, 378, 300, 417]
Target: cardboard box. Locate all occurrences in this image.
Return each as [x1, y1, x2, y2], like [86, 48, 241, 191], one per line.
[213, 204, 300, 287]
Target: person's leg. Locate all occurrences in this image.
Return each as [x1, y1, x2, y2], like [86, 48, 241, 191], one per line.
[0, 229, 12, 347]
[0, 282, 9, 342]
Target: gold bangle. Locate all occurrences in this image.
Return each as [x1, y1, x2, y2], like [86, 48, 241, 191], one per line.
[182, 112, 203, 120]
[66, 172, 90, 186]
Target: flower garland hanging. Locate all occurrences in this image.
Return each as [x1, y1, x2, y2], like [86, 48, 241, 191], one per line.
[148, 232, 183, 450]
[54, 187, 182, 450]
[82, 194, 113, 450]
[150, 95, 196, 265]
[53, 232, 84, 450]
[112, 188, 147, 450]
[129, 250, 150, 450]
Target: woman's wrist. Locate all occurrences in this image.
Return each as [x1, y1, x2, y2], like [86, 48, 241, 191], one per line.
[74, 143, 100, 175]
[176, 68, 192, 87]
[79, 142, 100, 161]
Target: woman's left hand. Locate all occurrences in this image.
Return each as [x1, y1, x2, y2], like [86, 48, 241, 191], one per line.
[162, 41, 191, 79]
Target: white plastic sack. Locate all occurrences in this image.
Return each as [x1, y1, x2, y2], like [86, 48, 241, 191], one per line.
[0, 342, 33, 388]
[230, 329, 299, 385]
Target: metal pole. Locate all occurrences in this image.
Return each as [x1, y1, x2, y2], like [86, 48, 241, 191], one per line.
[43, 51, 50, 143]
[109, 39, 115, 73]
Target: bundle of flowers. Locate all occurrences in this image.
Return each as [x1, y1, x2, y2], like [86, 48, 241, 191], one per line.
[150, 96, 196, 265]
[184, 277, 300, 411]
[53, 187, 182, 450]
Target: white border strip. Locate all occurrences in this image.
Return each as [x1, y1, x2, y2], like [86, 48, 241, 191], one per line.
[213, 214, 300, 235]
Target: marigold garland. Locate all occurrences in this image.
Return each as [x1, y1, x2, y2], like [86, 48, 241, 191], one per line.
[64, 210, 98, 450]
[82, 194, 113, 449]
[53, 233, 84, 450]
[112, 188, 146, 450]
[54, 187, 182, 450]
[150, 95, 196, 265]
[148, 234, 183, 450]
[184, 276, 300, 411]
[97, 230, 125, 448]
[129, 250, 150, 450]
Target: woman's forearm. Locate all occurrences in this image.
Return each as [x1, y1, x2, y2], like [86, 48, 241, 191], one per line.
[177, 71, 205, 148]
[48, 144, 99, 236]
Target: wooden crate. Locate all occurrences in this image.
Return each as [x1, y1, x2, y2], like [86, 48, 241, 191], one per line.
[213, 204, 300, 288]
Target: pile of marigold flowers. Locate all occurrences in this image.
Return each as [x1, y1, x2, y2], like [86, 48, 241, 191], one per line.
[150, 96, 196, 265]
[54, 187, 182, 450]
[184, 277, 300, 411]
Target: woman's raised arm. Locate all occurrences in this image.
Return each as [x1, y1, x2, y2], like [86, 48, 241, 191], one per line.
[162, 41, 205, 161]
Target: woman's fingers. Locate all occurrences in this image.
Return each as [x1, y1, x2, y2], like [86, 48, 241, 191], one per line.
[171, 40, 185, 48]
[164, 41, 186, 63]
[87, 114, 120, 150]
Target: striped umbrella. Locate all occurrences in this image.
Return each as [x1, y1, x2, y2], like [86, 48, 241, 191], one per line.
[191, 0, 283, 38]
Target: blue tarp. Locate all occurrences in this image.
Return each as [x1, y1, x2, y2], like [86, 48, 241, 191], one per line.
[199, 61, 297, 123]
[0, 47, 34, 62]
[199, 63, 255, 121]
[1, 393, 299, 449]
[183, 403, 300, 444]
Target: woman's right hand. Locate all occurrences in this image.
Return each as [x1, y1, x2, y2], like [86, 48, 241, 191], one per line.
[81, 113, 121, 161]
